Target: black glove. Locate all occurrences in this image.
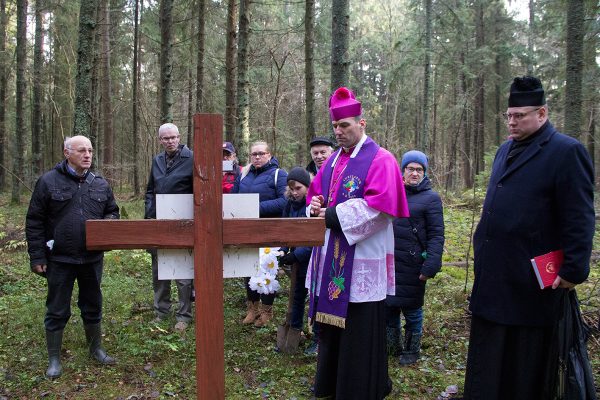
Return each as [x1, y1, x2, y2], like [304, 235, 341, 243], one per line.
[279, 252, 297, 266]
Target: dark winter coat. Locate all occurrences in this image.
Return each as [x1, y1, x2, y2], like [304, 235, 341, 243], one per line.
[231, 157, 287, 217]
[26, 160, 120, 267]
[386, 176, 444, 309]
[144, 145, 194, 219]
[470, 121, 595, 327]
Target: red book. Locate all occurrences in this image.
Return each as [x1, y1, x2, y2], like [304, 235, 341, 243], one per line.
[530, 250, 564, 289]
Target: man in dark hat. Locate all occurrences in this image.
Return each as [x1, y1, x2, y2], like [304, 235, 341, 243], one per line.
[306, 136, 335, 176]
[463, 76, 595, 399]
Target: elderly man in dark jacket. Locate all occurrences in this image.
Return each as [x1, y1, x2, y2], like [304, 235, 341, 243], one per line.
[463, 76, 595, 400]
[26, 135, 119, 379]
[385, 150, 444, 365]
[145, 123, 194, 331]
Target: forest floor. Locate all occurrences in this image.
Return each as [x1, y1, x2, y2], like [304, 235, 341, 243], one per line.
[0, 193, 598, 399]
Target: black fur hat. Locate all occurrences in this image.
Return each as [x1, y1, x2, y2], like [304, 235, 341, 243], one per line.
[508, 76, 546, 107]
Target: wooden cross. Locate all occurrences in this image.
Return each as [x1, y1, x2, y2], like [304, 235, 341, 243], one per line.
[86, 114, 325, 399]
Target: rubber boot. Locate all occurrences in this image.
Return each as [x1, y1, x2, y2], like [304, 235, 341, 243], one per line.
[242, 301, 260, 324]
[399, 331, 422, 365]
[386, 326, 402, 357]
[84, 323, 115, 365]
[45, 329, 63, 379]
[254, 304, 273, 327]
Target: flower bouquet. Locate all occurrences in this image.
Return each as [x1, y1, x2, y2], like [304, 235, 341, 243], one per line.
[248, 247, 281, 294]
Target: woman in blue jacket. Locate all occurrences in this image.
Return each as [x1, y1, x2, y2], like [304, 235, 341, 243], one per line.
[386, 150, 445, 365]
[232, 141, 288, 327]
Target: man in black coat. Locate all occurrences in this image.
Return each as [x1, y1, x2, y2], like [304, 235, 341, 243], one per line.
[385, 150, 444, 365]
[463, 76, 595, 399]
[26, 135, 120, 379]
[145, 123, 194, 331]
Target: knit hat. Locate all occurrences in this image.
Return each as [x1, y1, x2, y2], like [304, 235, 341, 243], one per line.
[401, 150, 428, 172]
[329, 87, 362, 121]
[508, 76, 546, 107]
[309, 136, 335, 148]
[222, 142, 235, 153]
[287, 166, 311, 188]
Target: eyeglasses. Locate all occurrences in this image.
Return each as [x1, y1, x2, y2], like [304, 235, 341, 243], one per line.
[406, 167, 424, 174]
[502, 107, 541, 122]
[250, 152, 268, 157]
[160, 135, 180, 142]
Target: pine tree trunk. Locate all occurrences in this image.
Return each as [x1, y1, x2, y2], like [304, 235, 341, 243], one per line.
[527, 0, 534, 75]
[225, 0, 237, 143]
[474, 1, 485, 175]
[159, 0, 174, 123]
[196, 0, 206, 112]
[12, 0, 27, 203]
[236, 0, 251, 161]
[100, 0, 114, 180]
[420, 0, 432, 153]
[304, 0, 315, 150]
[73, 0, 100, 138]
[32, 0, 44, 177]
[0, 0, 7, 191]
[331, 0, 349, 92]
[132, 0, 140, 195]
[563, 0, 584, 138]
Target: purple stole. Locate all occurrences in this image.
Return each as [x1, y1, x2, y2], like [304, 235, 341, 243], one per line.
[308, 137, 379, 328]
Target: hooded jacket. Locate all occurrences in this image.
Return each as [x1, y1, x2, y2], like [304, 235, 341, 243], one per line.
[26, 160, 119, 266]
[386, 175, 444, 309]
[232, 157, 287, 217]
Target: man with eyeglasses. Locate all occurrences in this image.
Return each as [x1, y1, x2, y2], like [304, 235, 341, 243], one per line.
[463, 76, 595, 399]
[145, 123, 194, 332]
[306, 136, 335, 176]
[307, 87, 409, 399]
[385, 150, 444, 367]
[26, 135, 120, 378]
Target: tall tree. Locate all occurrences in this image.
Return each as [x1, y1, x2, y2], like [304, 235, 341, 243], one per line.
[132, 0, 140, 194]
[100, 0, 114, 178]
[32, 0, 44, 177]
[224, 0, 237, 143]
[0, 0, 7, 190]
[331, 0, 349, 91]
[236, 0, 251, 159]
[159, 0, 174, 123]
[420, 0, 432, 153]
[12, 0, 27, 203]
[304, 0, 315, 149]
[73, 0, 100, 137]
[196, 0, 206, 112]
[473, 0, 485, 175]
[527, 0, 534, 75]
[563, 0, 584, 138]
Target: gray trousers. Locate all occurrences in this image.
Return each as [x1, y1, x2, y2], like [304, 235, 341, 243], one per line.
[151, 253, 193, 322]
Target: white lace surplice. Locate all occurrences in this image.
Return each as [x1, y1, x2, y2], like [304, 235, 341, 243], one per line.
[306, 198, 395, 302]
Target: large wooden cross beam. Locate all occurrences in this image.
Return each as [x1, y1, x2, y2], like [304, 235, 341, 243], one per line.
[86, 114, 325, 399]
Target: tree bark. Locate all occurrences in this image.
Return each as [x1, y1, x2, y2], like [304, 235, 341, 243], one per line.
[527, 0, 534, 75]
[159, 0, 174, 123]
[331, 0, 349, 92]
[0, 0, 7, 190]
[32, 0, 44, 177]
[73, 0, 100, 138]
[474, 1, 485, 175]
[132, 0, 140, 195]
[196, 0, 206, 113]
[12, 0, 27, 203]
[420, 0, 432, 153]
[563, 0, 584, 139]
[304, 0, 315, 151]
[225, 0, 237, 143]
[236, 0, 251, 161]
[100, 0, 114, 180]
